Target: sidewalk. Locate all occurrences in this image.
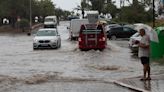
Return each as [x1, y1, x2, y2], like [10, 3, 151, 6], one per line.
[0, 23, 43, 33]
[31, 23, 43, 30]
[114, 74, 164, 92]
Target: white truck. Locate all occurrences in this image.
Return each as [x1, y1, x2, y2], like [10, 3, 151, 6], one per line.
[69, 19, 89, 40]
[44, 16, 57, 28]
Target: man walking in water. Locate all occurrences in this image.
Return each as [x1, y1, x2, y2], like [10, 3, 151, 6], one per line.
[138, 29, 151, 81]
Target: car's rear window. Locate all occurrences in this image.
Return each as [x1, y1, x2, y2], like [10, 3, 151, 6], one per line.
[82, 30, 102, 34]
[36, 30, 57, 36]
[45, 18, 55, 22]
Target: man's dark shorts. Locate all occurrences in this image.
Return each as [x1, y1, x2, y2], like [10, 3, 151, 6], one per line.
[140, 57, 149, 65]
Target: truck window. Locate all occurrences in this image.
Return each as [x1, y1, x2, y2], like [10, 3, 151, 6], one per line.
[45, 18, 54, 22]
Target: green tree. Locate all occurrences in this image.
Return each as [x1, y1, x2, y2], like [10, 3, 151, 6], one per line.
[89, 0, 105, 13]
[38, 0, 55, 17]
[54, 8, 71, 20]
[16, 19, 29, 32]
[102, 2, 118, 18]
[118, 0, 153, 23]
[81, 0, 91, 10]
[0, 0, 56, 27]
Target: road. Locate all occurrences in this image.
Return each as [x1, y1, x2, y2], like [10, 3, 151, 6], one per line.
[0, 21, 163, 92]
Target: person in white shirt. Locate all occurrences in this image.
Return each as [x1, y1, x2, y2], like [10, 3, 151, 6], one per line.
[138, 29, 151, 81]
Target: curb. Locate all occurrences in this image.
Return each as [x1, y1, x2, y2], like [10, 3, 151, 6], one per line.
[114, 80, 150, 92]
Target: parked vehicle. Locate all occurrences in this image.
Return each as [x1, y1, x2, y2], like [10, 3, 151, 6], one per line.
[44, 16, 57, 28]
[106, 26, 137, 40]
[78, 24, 107, 50]
[129, 32, 141, 53]
[69, 19, 89, 40]
[105, 24, 122, 33]
[129, 23, 156, 53]
[33, 28, 61, 49]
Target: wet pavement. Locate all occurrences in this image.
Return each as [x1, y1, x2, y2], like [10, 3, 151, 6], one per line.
[0, 21, 163, 92]
[115, 74, 164, 92]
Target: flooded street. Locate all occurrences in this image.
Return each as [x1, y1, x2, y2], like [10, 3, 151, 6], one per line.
[0, 21, 163, 92]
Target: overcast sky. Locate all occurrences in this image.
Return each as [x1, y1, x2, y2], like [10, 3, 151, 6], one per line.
[52, 0, 81, 11]
[52, 0, 132, 11]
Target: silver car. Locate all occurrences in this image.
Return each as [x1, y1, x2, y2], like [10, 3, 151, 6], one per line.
[33, 28, 61, 49]
[129, 32, 141, 53]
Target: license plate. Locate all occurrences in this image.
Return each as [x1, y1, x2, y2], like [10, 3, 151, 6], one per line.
[88, 38, 96, 40]
[41, 44, 48, 46]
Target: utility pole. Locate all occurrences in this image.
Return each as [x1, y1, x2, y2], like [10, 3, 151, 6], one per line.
[120, 0, 122, 21]
[120, 0, 122, 8]
[81, 0, 85, 19]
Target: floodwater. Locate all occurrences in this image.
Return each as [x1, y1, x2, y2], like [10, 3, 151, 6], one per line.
[0, 21, 163, 92]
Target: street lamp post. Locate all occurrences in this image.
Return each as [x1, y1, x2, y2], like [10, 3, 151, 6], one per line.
[153, 0, 155, 28]
[28, 0, 32, 36]
[120, 0, 122, 21]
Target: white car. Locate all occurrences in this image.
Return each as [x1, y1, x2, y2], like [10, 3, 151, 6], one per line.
[33, 28, 61, 49]
[129, 32, 141, 53]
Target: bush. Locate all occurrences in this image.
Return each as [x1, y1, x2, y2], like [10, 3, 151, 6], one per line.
[16, 19, 29, 32]
[147, 19, 164, 28]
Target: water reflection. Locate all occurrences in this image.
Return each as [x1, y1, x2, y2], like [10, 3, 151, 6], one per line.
[131, 53, 139, 59]
[143, 80, 151, 91]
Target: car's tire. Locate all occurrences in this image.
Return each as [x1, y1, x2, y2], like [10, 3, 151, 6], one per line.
[58, 41, 61, 48]
[33, 47, 37, 50]
[52, 47, 56, 49]
[70, 37, 73, 41]
[99, 48, 104, 51]
[79, 48, 84, 51]
[59, 42, 61, 48]
[70, 35, 73, 41]
[111, 35, 117, 40]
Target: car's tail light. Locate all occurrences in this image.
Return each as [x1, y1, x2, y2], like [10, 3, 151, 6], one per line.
[102, 37, 106, 41]
[99, 37, 106, 41]
[78, 37, 82, 42]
